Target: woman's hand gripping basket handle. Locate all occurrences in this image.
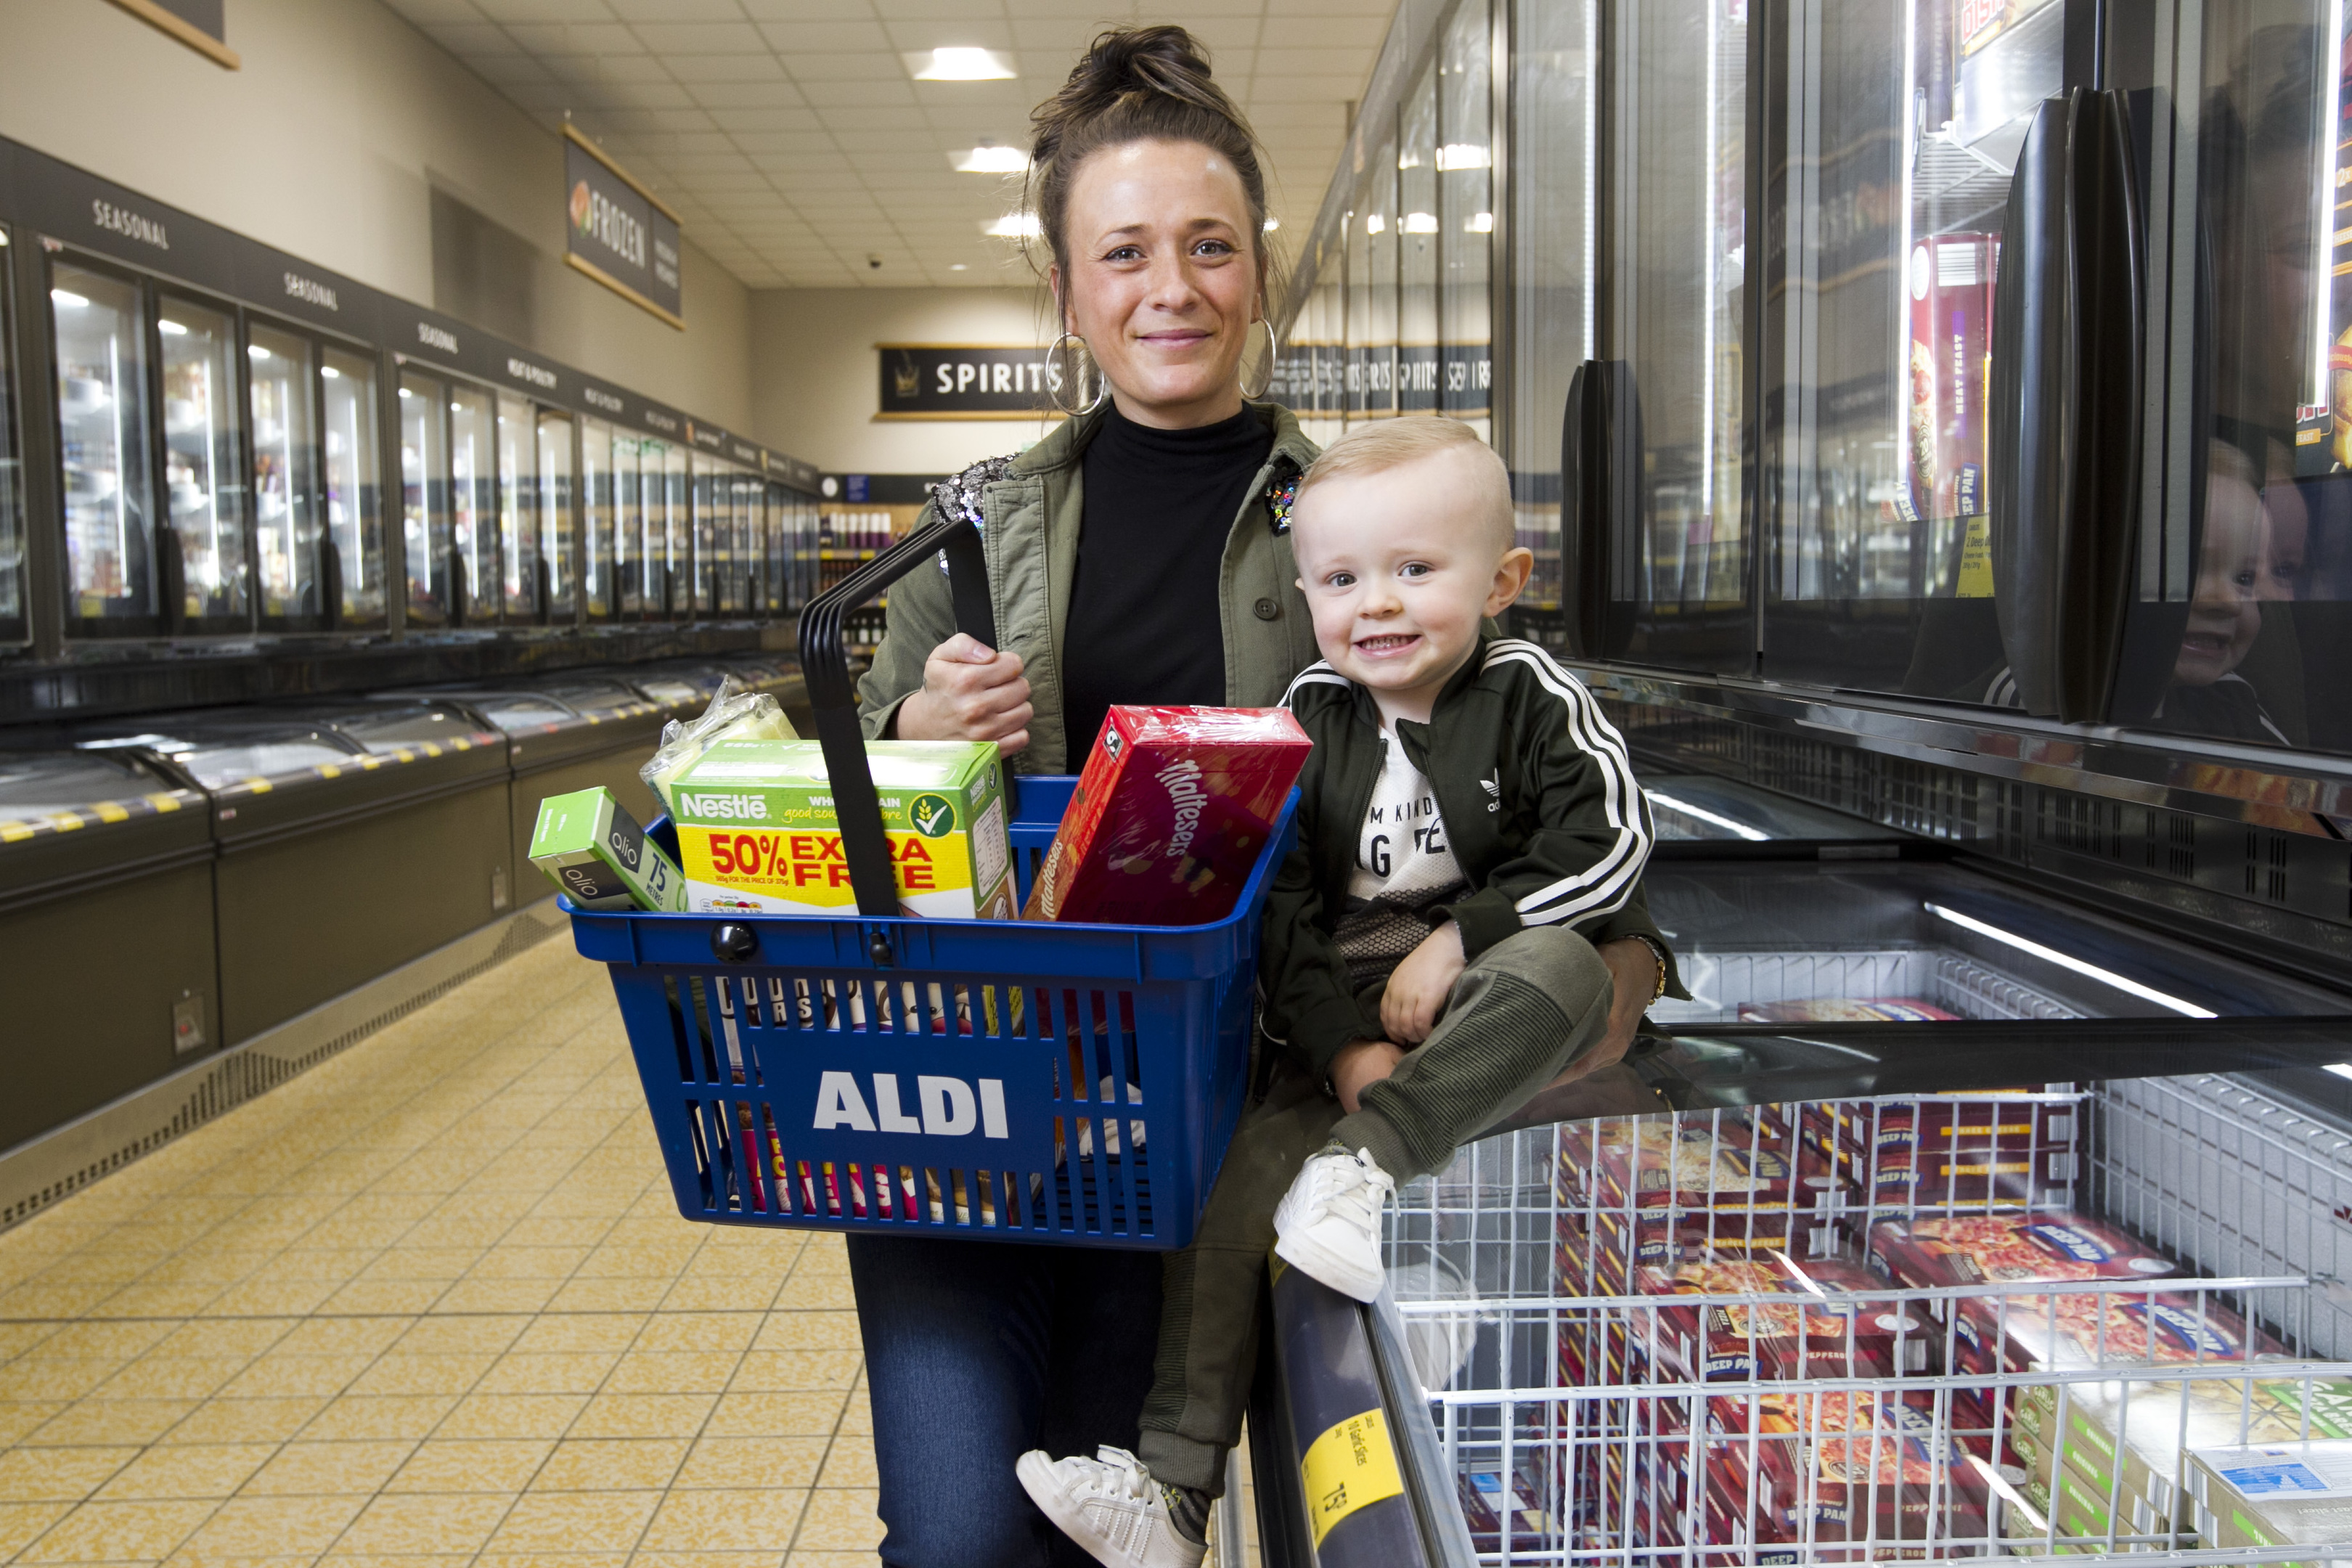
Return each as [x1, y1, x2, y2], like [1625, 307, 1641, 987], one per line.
[798, 515, 999, 922]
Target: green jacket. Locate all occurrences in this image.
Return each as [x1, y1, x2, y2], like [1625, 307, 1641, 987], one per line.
[855, 401, 1324, 773]
[1263, 635, 1687, 1077]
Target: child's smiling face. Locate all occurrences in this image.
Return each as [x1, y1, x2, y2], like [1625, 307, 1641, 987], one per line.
[1289, 446, 1532, 723]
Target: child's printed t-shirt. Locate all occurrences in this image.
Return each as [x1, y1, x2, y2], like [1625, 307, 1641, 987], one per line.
[1334, 728, 1470, 989]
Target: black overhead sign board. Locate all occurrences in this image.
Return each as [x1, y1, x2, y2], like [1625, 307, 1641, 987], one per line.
[0, 133, 816, 489]
[563, 126, 683, 329]
[875, 343, 1067, 421]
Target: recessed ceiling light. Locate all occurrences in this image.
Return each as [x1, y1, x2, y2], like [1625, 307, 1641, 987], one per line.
[982, 213, 1041, 237]
[953, 146, 1029, 173]
[909, 48, 1016, 81]
[950, 263, 969, 271]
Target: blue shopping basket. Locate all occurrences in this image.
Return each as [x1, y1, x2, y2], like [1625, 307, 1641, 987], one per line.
[566, 506, 1298, 1249]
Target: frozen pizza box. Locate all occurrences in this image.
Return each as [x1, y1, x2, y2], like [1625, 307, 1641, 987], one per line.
[1635, 1255, 1935, 1381]
[1867, 1214, 2178, 1374]
[669, 739, 1013, 919]
[2189, 1441, 2352, 1551]
[1554, 1208, 1824, 1299]
[1559, 1116, 1836, 1213]
[1702, 1387, 1994, 1546]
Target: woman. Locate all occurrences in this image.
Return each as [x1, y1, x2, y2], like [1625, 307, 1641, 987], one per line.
[845, 28, 1320, 1568]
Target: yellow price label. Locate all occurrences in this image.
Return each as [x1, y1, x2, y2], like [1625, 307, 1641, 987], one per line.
[1299, 1407, 1403, 1547]
[1956, 513, 1993, 598]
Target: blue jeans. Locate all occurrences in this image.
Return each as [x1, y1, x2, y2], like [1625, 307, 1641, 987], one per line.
[848, 1233, 1163, 1568]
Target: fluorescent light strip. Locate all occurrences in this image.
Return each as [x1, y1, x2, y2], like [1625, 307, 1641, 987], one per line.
[1644, 789, 1769, 842]
[2324, 1063, 2352, 1082]
[1925, 903, 2218, 1018]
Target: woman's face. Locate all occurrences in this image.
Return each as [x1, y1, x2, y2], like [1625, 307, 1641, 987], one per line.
[1052, 138, 1261, 429]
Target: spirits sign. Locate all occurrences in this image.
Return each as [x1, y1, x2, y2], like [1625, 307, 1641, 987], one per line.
[876, 344, 1063, 420]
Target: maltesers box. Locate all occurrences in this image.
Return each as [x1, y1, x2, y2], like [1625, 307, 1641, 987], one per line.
[669, 740, 1013, 919]
[1024, 706, 1310, 926]
[528, 787, 687, 912]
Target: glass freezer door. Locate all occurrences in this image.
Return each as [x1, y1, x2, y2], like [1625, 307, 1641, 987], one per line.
[580, 417, 613, 622]
[536, 407, 574, 622]
[1755, 0, 2043, 699]
[1562, 0, 1752, 673]
[497, 392, 536, 622]
[449, 382, 494, 625]
[156, 295, 248, 632]
[320, 346, 384, 629]
[52, 261, 157, 636]
[0, 226, 24, 645]
[399, 371, 453, 628]
[2122, 4, 2352, 757]
[247, 325, 322, 631]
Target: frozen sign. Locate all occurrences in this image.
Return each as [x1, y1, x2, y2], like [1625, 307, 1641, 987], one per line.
[562, 126, 684, 328]
[877, 344, 1063, 420]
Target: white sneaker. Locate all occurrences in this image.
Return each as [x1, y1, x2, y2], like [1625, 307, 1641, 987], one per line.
[1016, 1445, 1205, 1568]
[1273, 1146, 1395, 1302]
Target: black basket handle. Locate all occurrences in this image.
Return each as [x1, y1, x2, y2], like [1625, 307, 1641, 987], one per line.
[799, 513, 997, 918]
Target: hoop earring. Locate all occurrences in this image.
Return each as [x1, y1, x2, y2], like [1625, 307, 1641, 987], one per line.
[1046, 331, 1106, 417]
[1238, 319, 1276, 401]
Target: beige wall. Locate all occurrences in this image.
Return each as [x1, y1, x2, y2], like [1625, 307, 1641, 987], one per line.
[750, 287, 1075, 476]
[0, 0, 753, 433]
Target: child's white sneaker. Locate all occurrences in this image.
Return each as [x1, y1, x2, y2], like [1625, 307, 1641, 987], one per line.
[1273, 1144, 1394, 1301]
[1015, 1445, 1206, 1568]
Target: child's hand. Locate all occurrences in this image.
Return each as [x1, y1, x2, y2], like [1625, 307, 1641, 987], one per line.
[1381, 921, 1467, 1045]
[1330, 1039, 1407, 1114]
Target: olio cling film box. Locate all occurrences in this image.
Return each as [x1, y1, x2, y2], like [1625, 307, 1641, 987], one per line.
[669, 739, 1013, 919]
[528, 787, 686, 912]
[1024, 705, 1311, 926]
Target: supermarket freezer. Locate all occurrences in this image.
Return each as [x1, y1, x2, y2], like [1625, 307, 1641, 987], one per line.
[83, 702, 509, 1045]
[1286, 844, 2352, 1565]
[1642, 777, 1915, 860]
[0, 750, 214, 1153]
[432, 679, 667, 902]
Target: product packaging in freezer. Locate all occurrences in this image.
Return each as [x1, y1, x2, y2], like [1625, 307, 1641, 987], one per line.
[2190, 1440, 2352, 1552]
[1807, 1093, 2082, 1204]
[1556, 1206, 1823, 1299]
[1636, 1256, 1935, 1381]
[1558, 1115, 1844, 1213]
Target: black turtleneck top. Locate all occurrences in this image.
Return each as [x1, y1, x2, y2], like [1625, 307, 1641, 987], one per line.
[1061, 400, 1273, 752]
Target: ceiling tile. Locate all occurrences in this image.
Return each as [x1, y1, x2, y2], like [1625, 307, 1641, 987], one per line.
[503, 20, 643, 52]
[626, 20, 769, 52]
[883, 17, 1013, 49]
[756, 20, 894, 52]
[603, 0, 745, 17]
[730, 131, 841, 153]
[708, 106, 825, 132]
[804, 81, 917, 108]
[671, 57, 793, 85]
[472, 0, 620, 20]
[780, 50, 909, 81]
[385, 0, 492, 22]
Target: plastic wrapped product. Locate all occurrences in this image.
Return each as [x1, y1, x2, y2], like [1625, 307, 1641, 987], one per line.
[641, 676, 798, 814]
[2190, 1440, 2352, 1551]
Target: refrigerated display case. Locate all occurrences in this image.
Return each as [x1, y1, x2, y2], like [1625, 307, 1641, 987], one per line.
[0, 747, 213, 1152]
[83, 702, 507, 1043]
[247, 324, 324, 631]
[497, 391, 538, 623]
[0, 223, 23, 647]
[399, 370, 454, 627]
[581, 415, 613, 622]
[1643, 774, 1912, 857]
[654, 438, 689, 617]
[536, 406, 575, 623]
[52, 259, 157, 636]
[155, 294, 247, 631]
[611, 426, 643, 621]
[319, 345, 383, 630]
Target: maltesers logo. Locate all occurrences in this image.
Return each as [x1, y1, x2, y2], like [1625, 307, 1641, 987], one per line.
[569, 180, 593, 234]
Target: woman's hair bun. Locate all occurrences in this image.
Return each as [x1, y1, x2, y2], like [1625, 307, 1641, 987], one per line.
[1026, 25, 1273, 281]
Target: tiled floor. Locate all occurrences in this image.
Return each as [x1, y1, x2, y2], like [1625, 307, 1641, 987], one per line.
[0, 934, 882, 1568]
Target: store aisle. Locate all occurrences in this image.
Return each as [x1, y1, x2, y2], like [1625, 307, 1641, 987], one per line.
[0, 928, 882, 1567]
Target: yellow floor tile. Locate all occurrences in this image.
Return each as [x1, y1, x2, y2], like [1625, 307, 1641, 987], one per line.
[565, 1394, 715, 1442]
[36, 1324, 175, 1361]
[600, 1353, 740, 1396]
[428, 1394, 584, 1442]
[0, 1499, 75, 1556]
[332, 1490, 513, 1554]
[177, 1493, 368, 1556]
[483, 1489, 658, 1553]
[158, 1397, 330, 1447]
[509, 1318, 644, 1356]
[241, 1441, 417, 1497]
[17, 1498, 218, 1562]
[296, 1397, 459, 1443]
[473, 1352, 618, 1397]
[0, 1446, 140, 1503]
[208, 1355, 374, 1401]
[632, 1315, 757, 1356]
[700, 1394, 844, 1440]
[789, 1490, 884, 1553]
[530, 1438, 687, 1493]
[729, 1352, 859, 1394]
[94, 1445, 274, 1500]
[672, 1437, 827, 1492]
[4, 1361, 135, 1402]
[750, 1314, 860, 1352]
[428, 1280, 562, 1315]
[813, 1444, 877, 1490]
[381, 1438, 551, 1494]
[264, 1320, 408, 1360]
[783, 1553, 882, 1568]
[640, 1486, 807, 1552]
[26, 1402, 201, 1447]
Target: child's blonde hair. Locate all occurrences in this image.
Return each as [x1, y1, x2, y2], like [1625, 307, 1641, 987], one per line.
[1293, 417, 1514, 550]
